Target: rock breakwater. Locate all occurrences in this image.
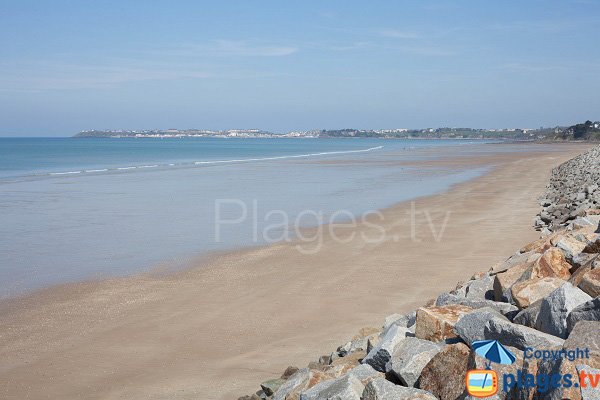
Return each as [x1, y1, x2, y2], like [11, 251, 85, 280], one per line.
[239, 148, 600, 400]
[535, 145, 600, 232]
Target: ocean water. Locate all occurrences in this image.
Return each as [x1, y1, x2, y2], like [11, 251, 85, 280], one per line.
[0, 137, 505, 298]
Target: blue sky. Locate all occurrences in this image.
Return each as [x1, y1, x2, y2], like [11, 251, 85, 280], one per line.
[1, 0, 599, 136]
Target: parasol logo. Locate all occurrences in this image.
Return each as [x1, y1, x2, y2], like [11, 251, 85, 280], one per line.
[466, 340, 516, 398]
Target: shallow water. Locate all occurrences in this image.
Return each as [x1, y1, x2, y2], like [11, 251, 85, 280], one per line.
[0, 137, 508, 297]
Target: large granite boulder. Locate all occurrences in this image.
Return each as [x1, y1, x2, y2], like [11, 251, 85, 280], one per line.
[536, 358, 583, 400]
[512, 300, 542, 328]
[418, 343, 471, 400]
[569, 255, 599, 286]
[579, 269, 600, 297]
[274, 368, 313, 400]
[435, 293, 518, 317]
[535, 283, 592, 338]
[362, 378, 437, 400]
[520, 236, 554, 254]
[554, 234, 588, 261]
[490, 251, 540, 274]
[453, 274, 494, 300]
[299, 374, 364, 400]
[566, 297, 600, 334]
[385, 337, 443, 387]
[343, 364, 383, 385]
[564, 321, 600, 369]
[362, 323, 411, 372]
[531, 247, 572, 280]
[382, 314, 405, 331]
[261, 379, 286, 396]
[454, 307, 508, 345]
[415, 304, 472, 342]
[483, 318, 564, 350]
[493, 262, 532, 302]
[511, 277, 565, 309]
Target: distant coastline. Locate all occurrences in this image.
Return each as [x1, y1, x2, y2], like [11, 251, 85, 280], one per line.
[73, 119, 600, 141]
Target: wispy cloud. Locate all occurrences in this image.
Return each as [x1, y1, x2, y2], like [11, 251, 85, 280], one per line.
[490, 20, 575, 33]
[499, 63, 567, 72]
[0, 60, 213, 91]
[176, 40, 298, 57]
[0, 38, 299, 92]
[324, 41, 456, 57]
[378, 29, 420, 39]
[393, 45, 457, 56]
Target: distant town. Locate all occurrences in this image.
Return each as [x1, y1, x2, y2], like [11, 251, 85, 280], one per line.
[74, 120, 600, 141]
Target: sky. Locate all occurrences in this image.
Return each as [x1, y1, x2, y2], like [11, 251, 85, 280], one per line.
[1, 0, 599, 136]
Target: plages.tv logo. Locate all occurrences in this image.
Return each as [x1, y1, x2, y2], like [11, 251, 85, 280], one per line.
[466, 340, 516, 398]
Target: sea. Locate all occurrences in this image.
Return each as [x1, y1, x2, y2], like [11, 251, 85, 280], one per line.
[0, 137, 516, 298]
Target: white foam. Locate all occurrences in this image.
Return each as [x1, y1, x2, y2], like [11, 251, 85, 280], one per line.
[39, 146, 384, 179]
[49, 171, 82, 175]
[193, 146, 383, 165]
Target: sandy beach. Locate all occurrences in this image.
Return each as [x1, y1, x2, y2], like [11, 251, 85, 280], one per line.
[0, 143, 594, 400]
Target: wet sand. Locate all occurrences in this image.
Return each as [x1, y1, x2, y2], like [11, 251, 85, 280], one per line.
[0, 143, 593, 400]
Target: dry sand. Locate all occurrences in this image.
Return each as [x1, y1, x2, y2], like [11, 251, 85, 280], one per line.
[0, 143, 593, 400]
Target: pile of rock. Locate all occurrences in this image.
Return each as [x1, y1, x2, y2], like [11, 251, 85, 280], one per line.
[239, 218, 600, 399]
[535, 145, 600, 232]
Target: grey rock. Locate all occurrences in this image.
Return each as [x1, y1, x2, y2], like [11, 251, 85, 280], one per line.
[273, 368, 312, 400]
[261, 379, 286, 396]
[454, 307, 508, 345]
[435, 293, 518, 317]
[535, 283, 592, 338]
[338, 337, 369, 357]
[453, 275, 494, 300]
[537, 145, 600, 230]
[564, 321, 600, 369]
[573, 253, 599, 269]
[362, 378, 437, 400]
[512, 300, 542, 328]
[579, 269, 600, 297]
[418, 343, 471, 400]
[566, 297, 600, 334]
[300, 374, 363, 400]
[570, 216, 598, 230]
[382, 314, 405, 331]
[362, 323, 411, 372]
[483, 318, 564, 350]
[345, 364, 382, 383]
[577, 364, 600, 400]
[489, 251, 537, 275]
[385, 337, 443, 387]
[555, 235, 587, 260]
[406, 310, 417, 328]
[536, 358, 582, 399]
[379, 314, 415, 338]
